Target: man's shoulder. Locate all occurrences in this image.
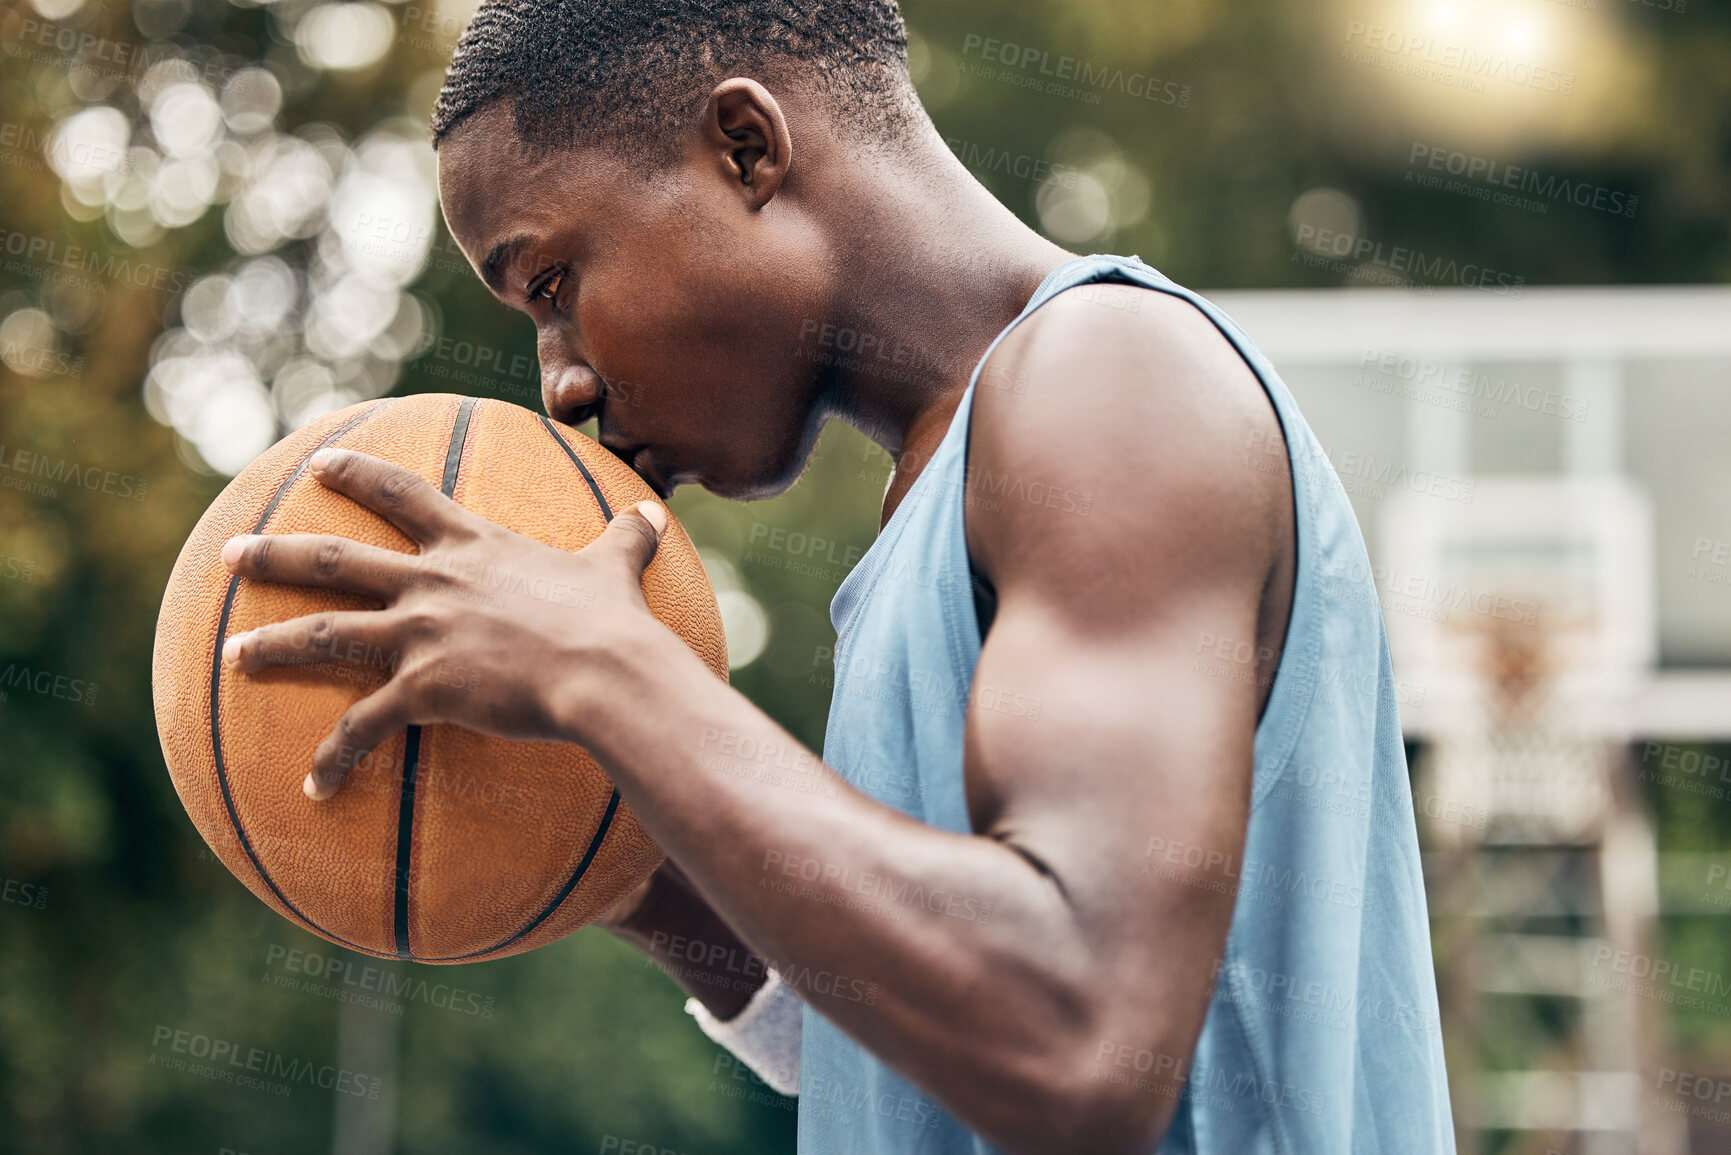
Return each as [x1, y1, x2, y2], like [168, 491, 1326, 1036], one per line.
[963, 276, 1292, 624]
[981, 276, 1268, 427]
[968, 275, 1287, 526]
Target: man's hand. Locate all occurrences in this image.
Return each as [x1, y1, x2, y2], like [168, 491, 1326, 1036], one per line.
[218, 445, 679, 800]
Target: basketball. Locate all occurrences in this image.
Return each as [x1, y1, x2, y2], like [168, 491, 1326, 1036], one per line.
[151, 393, 729, 964]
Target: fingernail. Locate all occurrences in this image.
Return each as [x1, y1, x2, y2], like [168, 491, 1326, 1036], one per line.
[636, 501, 667, 534]
[222, 536, 248, 566]
[303, 773, 323, 800]
[222, 633, 247, 665]
[308, 449, 333, 471]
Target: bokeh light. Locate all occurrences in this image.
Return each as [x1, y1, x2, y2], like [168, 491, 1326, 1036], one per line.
[295, 2, 396, 73]
[1036, 127, 1152, 246]
[702, 550, 770, 670]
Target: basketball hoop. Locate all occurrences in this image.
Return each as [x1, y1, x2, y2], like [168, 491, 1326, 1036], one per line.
[1381, 476, 1654, 845]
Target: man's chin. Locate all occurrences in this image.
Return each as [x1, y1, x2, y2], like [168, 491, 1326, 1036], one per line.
[696, 470, 795, 503]
[695, 475, 750, 500]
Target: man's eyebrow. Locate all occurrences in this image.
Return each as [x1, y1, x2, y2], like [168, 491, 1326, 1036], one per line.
[481, 234, 534, 293]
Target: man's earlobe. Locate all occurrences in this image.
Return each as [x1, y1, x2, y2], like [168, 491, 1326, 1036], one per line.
[707, 78, 791, 209]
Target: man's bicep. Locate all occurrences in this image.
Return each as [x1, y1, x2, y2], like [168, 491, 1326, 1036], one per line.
[963, 599, 1256, 911]
[961, 603, 1255, 1056]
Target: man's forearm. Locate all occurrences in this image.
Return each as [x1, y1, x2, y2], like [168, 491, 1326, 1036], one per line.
[556, 627, 1130, 1144]
[609, 863, 769, 1020]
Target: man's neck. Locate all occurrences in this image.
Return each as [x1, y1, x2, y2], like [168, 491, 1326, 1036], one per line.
[815, 133, 1074, 523]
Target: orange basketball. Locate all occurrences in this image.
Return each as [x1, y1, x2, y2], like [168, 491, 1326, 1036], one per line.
[152, 393, 727, 963]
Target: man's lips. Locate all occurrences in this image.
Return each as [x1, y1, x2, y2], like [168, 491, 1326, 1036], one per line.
[629, 447, 673, 500]
[601, 437, 679, 499]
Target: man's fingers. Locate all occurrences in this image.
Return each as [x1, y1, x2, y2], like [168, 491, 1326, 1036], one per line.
[222, 532, 419, 599]
[308, 682, 416, 801]
[223, 611, 405, 675]
[586, 500, 666, 576]
[306, 449, 466, 545]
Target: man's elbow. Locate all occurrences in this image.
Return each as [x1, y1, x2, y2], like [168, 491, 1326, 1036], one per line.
[992, 1037, 1178, 1154]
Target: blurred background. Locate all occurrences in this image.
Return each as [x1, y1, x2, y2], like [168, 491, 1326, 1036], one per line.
[1, 0, 1729, 1151]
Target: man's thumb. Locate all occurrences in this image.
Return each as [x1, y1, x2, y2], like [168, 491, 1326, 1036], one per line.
[601, 500, 667, 570]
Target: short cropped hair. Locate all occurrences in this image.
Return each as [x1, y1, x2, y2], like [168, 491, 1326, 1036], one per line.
[431, 0, 921, 159]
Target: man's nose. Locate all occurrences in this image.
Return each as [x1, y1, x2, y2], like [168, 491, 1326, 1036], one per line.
[541, 360, 605, 426]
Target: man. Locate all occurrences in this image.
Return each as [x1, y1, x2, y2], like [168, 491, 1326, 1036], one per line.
[217, 1, 1455, 1150]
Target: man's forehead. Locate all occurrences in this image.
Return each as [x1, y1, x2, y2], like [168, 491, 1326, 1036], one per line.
[436, 108, 632, 280]
[439, 112, 545, 226]
[438, 120, 566, 279]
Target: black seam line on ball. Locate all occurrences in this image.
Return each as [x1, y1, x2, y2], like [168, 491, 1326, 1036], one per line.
[394, 396, 482, 960]
[413, 412, 624, 961]
[210, 401, 398, 957]
[441, 396, 478, 496]
[392, 725, 422, 959]
[535, 413, 615, 520]
[421, 789, 622, 962]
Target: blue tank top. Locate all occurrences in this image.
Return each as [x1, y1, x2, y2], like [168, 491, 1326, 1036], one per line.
[798, 255, 1454, 1154]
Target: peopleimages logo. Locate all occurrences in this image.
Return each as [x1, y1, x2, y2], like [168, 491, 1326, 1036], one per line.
[0, 118, 129, 176]
[264, 944, 498, 1017]
[1292, 225, 1524, 297]
[0, 443, 149, 501]
[0, 663, 99, 706]
[0, 229, 190, 295]
[1407, 144, 1638, 219]
[944, 135, 1081, 189]
[2, 876, 49, 910]
[1356, 350, 1592, 424]
[149, 1024, 384, 1099]
[1342, 20, 1576, 96]
[5, 19, 178, 85]
[960, 33, 1192, 107]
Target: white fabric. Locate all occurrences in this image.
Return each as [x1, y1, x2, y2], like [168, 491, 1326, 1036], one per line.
[684, 968, 803, 1096]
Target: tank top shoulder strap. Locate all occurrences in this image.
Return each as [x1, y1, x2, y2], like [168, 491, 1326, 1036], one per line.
[947, 254, 1178, 459]
[836, 254, 1183, 637]
[963, 254, 1168, 392]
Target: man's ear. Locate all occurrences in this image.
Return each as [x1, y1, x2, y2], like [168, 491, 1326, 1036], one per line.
[702, 78, 792, 209]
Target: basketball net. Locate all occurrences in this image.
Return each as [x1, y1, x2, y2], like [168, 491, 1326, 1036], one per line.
[1433, 557, 1604, 846]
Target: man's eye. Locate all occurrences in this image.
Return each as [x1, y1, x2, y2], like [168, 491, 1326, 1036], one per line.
[529, 269, 565, 303]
